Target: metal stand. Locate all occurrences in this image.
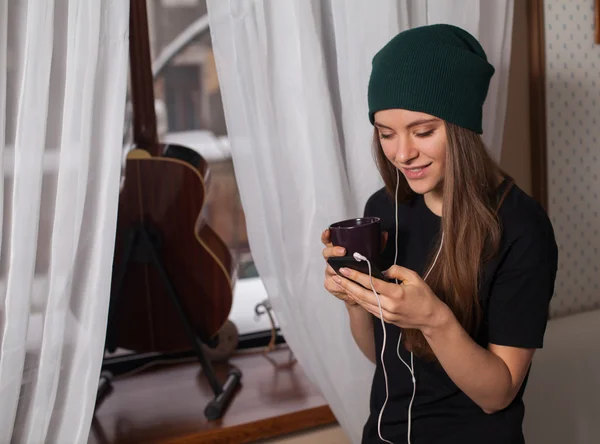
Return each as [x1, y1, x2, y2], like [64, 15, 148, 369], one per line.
[98, 224, 241, 420]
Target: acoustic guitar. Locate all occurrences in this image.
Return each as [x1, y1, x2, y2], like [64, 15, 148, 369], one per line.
[107, 0, 237, 354]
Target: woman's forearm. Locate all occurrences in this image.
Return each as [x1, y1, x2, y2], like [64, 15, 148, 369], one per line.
[346, 304, 376, 364]
[421, 307, 515, 413]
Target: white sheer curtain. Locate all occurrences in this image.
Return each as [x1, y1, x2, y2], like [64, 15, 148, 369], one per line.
[207, 1, 513, 442]
[0, 1, 129, 442]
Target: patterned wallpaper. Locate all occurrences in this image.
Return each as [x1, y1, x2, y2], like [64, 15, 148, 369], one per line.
[544, 0, 600, 317]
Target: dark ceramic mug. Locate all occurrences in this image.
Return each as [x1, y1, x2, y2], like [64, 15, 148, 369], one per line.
[329, 217, 381, 263]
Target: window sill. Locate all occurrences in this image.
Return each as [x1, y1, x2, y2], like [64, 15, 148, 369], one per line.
[91, 346, 336, 444]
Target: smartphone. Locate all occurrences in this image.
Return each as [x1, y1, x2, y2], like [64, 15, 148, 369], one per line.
[327, 255, 387, 282]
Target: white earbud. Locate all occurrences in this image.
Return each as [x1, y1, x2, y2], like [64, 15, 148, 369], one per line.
[353, 252, 367, 262]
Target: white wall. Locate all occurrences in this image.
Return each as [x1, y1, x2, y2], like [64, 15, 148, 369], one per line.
[544, 0, 600, 317]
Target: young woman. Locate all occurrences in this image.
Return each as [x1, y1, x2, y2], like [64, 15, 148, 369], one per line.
[321, 24, 558, 444]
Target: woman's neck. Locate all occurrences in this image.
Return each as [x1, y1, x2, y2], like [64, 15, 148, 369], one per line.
[424, 189, 443, 217]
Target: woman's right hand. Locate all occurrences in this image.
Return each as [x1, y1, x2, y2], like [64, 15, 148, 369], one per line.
[322, 228, 388, 306]
[321, 228, 357, 305]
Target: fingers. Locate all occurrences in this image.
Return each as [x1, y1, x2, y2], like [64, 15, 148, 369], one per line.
[360, 301, 398, 323]
[322, 228, 346, 261]
[381, 231, 388, 253]
[336, 276, 399, 322]
[333, 269, 408, 322]
[321, 228, 332, 247]
[324, 275, 356, 304]
[383, 265, 421, 283]
[333, 273, 390, 309]
[356, 297, 387, 318]
[337, 266, 392, 296]
[324, 276, 341, 294]
[322, 226, 349, 299]
[322, 245, 346, 260]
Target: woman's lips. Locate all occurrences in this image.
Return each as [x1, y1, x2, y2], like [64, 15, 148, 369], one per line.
[402, 163, 432, 180]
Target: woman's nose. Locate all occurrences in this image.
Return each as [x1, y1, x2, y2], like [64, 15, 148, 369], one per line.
[394, 138, 419, 164]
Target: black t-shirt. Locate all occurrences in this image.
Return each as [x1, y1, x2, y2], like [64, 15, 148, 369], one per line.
[361, 179, 558, 444]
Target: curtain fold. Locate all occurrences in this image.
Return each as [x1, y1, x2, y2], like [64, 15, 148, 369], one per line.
[207, 1, 513, 441]
[0, 1, 129, 442]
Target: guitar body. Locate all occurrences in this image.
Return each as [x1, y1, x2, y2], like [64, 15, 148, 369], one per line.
[110, 145, 237, 352]
[104, 2, 242, 419]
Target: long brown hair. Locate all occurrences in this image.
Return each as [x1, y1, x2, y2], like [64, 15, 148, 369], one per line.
[373, 122, 504, 360]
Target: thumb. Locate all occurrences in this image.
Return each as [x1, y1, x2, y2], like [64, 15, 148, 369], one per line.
[383, 265, 421, 283]
[380, 231, 388, 253]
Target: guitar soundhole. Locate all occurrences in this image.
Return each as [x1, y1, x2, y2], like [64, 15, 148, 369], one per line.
[163, 144, 203, 169]
[131, 224, 163, 264]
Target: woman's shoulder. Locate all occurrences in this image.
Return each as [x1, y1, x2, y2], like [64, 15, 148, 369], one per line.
[497, 182, 557, 253]
[485, 184, 558, 350]
[364, 187, 393, 216]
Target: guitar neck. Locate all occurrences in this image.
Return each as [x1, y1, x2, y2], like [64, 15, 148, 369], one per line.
[129, 0, 160, 155]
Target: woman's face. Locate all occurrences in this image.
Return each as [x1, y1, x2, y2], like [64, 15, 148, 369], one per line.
[374, 109, 447, 196]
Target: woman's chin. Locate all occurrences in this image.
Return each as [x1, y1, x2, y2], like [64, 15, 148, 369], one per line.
[406, 179, 438, 196]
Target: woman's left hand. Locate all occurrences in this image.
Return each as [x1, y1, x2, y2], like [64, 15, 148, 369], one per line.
[332, 265, 449, 332]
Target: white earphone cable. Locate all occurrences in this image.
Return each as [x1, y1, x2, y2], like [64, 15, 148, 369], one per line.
[356, 253, 394, 444]
[357, 169, 443, 444]
[393, 169, 416, 444]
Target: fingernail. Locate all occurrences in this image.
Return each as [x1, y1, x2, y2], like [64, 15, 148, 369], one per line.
[339, 268, 350, 276]
[333, 276, 342, 284]
[336, 247, 346, 255]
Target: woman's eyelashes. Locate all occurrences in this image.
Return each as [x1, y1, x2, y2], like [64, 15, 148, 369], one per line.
[415, 129, 435, 138]
[379, 129, 436, 140]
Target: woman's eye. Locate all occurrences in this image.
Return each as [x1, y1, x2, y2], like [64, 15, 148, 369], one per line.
[379, 133, 393, 140]
[415, 130, 435, 138]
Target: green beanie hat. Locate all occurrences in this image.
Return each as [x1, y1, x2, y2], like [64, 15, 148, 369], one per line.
[368, 24, 495, 134]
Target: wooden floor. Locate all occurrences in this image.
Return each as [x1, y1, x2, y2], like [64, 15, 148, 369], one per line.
[89, 346, 336, 444]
